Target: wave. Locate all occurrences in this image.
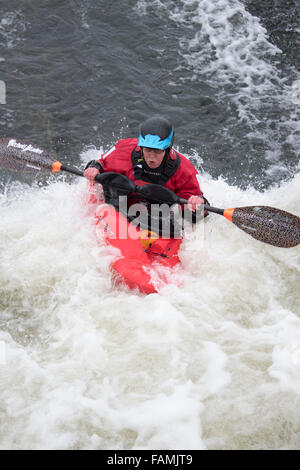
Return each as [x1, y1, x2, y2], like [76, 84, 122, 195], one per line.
[135, 0, 300, 182]
[0, 163, 299, 449]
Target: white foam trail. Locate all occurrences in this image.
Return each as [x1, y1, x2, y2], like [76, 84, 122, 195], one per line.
[136, 0, 288, 95]
[135, 0, 300, 173]
[0, 166, 299, 449]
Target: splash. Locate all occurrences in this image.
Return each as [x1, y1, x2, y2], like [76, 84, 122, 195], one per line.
[0, 165, 299, 449]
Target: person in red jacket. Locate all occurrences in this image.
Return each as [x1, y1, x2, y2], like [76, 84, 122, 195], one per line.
[84, 116, 207, 216]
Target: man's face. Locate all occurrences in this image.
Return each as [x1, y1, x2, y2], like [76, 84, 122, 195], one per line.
[142, 147, 166, 169]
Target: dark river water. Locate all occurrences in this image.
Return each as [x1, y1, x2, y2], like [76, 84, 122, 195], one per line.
[0, 0, 299, 189]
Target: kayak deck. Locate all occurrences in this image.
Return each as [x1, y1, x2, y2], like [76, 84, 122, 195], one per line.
[94, 203, 183, 294]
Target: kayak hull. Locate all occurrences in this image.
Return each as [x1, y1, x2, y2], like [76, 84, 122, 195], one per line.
[94, 203, 183, 294]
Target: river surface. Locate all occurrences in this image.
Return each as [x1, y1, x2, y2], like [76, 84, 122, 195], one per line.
[0, 0, 299, 450]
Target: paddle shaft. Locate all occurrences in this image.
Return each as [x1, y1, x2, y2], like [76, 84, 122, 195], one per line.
[48, 167, 300, 247]
[59, 163, 214, 210]
[0, 137, 299, 247]
[177, 197, 223, 215]
[58, 164, 84, 177]
[30, 161, 285, 226]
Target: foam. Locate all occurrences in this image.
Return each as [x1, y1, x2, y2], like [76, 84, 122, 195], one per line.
[0, 11, 27, 49]
[0, 167, 299, 449]
[135, 0, 300, 178]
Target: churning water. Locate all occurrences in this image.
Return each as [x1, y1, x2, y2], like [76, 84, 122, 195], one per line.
[0, 0, 299, 450]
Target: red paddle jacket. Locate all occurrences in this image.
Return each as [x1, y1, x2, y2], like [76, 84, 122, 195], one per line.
[95, 138, 204, 202]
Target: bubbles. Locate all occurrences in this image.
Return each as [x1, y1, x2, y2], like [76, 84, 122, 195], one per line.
[269, 339, 300, 395]
[0, 340, 6, 365]
[292, 80, 300, 105]
[0, 168, 299, 449]
[0, 11, 27, 49]
[135, 0, 300, 185]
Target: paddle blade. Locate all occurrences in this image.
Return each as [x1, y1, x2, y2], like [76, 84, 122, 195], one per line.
[224, 206, 300, 248]
[0, 138, 55, 172]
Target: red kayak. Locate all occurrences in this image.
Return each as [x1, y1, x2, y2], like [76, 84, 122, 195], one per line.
[94, 203, 183, 294]
[86, 171, 187, 294]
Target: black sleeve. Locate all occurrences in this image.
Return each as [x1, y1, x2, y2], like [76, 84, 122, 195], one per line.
[84, 160, 104, 173]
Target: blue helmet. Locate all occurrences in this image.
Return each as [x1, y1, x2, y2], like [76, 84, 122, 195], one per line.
[138, 117, 174, 150]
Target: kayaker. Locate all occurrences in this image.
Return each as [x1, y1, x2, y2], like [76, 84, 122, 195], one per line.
[84, 116, 208, 215]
